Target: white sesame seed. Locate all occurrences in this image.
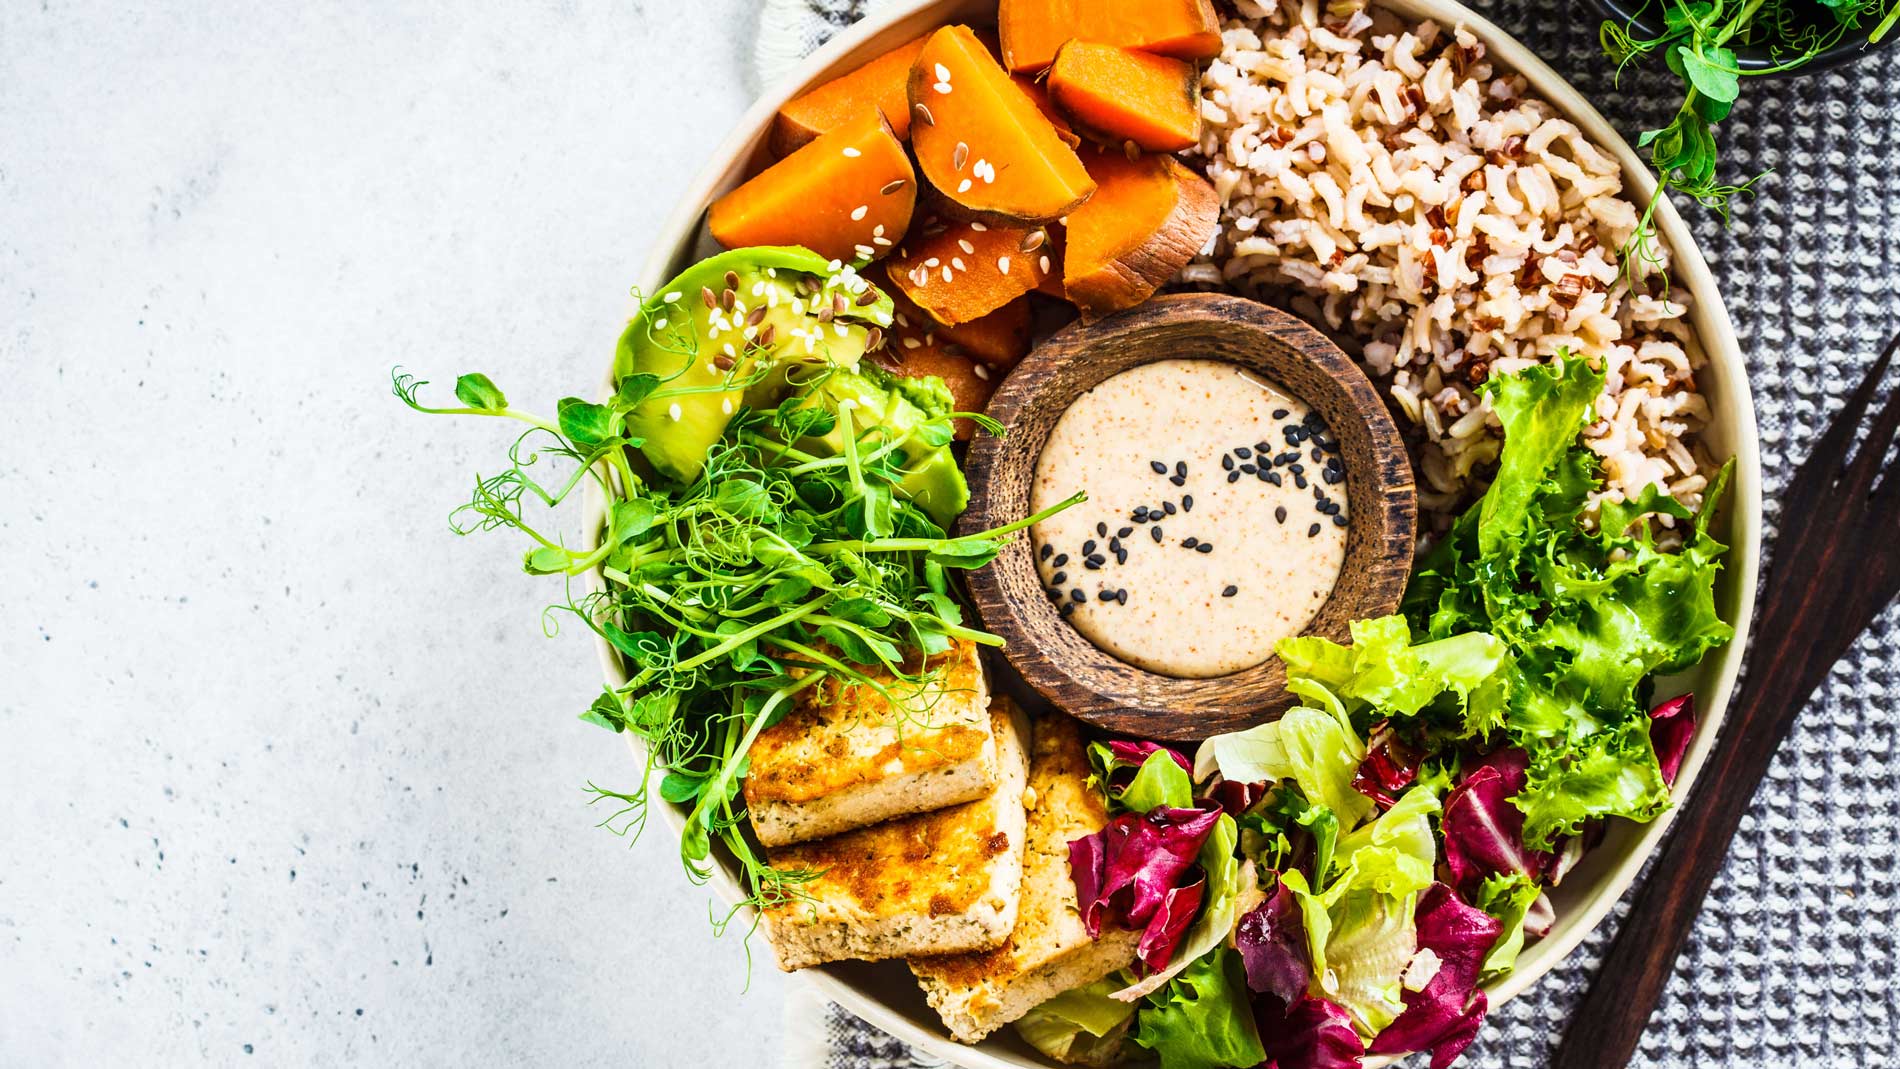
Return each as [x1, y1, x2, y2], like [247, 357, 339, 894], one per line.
[765, 268, 776, 278]
[997, 256, 1010, 274]
[1040, 254, 1051, 273]
[872, 224, 886, 236]
[742, 325, 756, 340]
[826, 259, 842, 271]
[721, 398, 733, 415]
[925, 257, 941, 267]
[667, 402, 683, 421]
[952, 257, 967, 271]
[970, 222, 988, 231]
[973, 363, 991, 380]
[842, 146, 861, 158]
[662, 291, 682, 304]
[957, 238, 975, 254]
[850, 204, 869, 221]
[723, 342, 736, 357]
[903, 337, 922, 349]
[934, 63, 951, 81]
[656, 317, 669, 330]
[751, 281, 766, 296]
[855, 244, 874, 258]
[957, 178, 972, 193]
[873, 236, 891, 246]
[941, 266, 953, 282]
[934, 81, 952, 94]
[895, 312, 910, 327]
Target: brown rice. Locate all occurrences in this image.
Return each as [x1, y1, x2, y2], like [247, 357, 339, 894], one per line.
[1181, 0, 1714, 529]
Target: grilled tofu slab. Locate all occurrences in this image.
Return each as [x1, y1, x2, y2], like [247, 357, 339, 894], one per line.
[761, 697, 1030, 971]
[908, 713, 1142, 1043]
[744, 639, 997, 848]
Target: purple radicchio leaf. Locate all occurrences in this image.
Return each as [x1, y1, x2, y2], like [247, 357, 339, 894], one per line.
[1137, 873, 1206, 972]
[1236, 881, 1311, 1005]
[1649, 693, 1696, 787]
[1205, 778, 1268, 818]
[1256, 993, 1364, 1069]
[1367, 882, 1501, 1069]
[1106, 739, 1193, 775]
[1068, 806, 1220, 942]
[1441, 747, 1555, 892]
[1352, 721, 1424, 809]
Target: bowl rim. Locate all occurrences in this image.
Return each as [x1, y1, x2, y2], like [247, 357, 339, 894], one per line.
[958, 291, 1418, 740]
[583, 1, 1763, 1065]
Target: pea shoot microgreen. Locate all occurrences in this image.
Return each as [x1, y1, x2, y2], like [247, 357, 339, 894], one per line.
[395, 361, 1079, 938]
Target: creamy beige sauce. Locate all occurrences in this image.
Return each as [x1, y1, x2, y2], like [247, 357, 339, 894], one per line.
[1030, 359, 1349, 678]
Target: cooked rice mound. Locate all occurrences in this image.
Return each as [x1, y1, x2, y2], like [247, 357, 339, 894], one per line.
[1182, 0, 1714, 526]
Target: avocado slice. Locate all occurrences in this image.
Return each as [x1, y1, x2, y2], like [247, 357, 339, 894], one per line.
[617, 246, 893, 483]
[793, 364, 970, 527]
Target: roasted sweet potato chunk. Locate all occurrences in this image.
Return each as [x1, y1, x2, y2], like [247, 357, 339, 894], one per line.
[1012, 75, 1083, 149]
[998, 0, 1222, 74]
[908, 25, 1095, 226]
[886, 214, 1059, 326]
[770, 33, 931, 157]
[1062, 150, 1218, 320]
[709, 111, 916, 264]
[1049, 41, 1202, 152]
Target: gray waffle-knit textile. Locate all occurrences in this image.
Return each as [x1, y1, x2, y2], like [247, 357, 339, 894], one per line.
[757, 2, 1900, 1065]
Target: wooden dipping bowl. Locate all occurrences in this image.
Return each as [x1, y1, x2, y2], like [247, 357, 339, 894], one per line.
[960, 293, 1416, 740]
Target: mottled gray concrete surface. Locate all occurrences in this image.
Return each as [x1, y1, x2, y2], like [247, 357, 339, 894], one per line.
[0, 2, 796, 1064]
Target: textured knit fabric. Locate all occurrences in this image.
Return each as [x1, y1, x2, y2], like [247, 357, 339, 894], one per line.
[757, 2, 1900, 1066]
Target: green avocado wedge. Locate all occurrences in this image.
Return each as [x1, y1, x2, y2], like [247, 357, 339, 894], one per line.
[616, 246, 893, 483]
[792, 364, 971, 526]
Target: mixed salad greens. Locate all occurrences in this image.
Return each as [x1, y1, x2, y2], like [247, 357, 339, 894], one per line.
[1015, 356, 1732, 1068]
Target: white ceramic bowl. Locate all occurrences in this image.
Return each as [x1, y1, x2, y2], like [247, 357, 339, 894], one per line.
[590, 2, 1763, 1065]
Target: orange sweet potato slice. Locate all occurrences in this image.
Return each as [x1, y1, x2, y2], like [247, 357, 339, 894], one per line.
[998, 0, 1223, 74]
[876, 265, 1032, 368]
[1049, 41, 1202, 152]
[770, 33, 931, 157]
[1012, 75, 1083, 149]
[886, 214, 1059, 326]
[708, 111, 916, 264]
[908, 25, 1095, 226]
[1062, 150, 1219, 320]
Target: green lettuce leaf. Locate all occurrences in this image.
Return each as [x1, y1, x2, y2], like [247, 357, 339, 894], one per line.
[1123, 750, 1195, 814]
[1470, 872, 1541, 981]
[1282, 843, 1434, 1037]
[1196, 700, 1371, 827]
[1015, 977, 1138, 1066]
[1132, 948, 1267, 1069]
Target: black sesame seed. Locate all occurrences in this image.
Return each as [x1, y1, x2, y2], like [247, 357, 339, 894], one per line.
[1116, 589, 1128, 605]
[1222, 585, 1238, 597]
[1311, 447, 1325, 462]
[1295, 475, 1308, 489]
[1277, 452, 1299, 465]
[1255, 441, 1272, 454]
[1108, 536, 1122, 551]
[1227, 471, 1241, 483]
[1169, 474, 1186, 487]
[1182, 495, 1194, 512]
[1059, 602, 1075, 617]
[1240, 463, 1257, 474]
[1289, 463, 1305, 475]
[1182, 536, 1199, 549]
[1236, 446, 1253, 459]
[1117, 527, 1133, 538]
[1333, 514, 1349, 527]
[1265, 471, 1283, 486]
[1272, 408, 1289, 419]
[1308, 523, 1321, 537]
[1084, 555, 1104, 569]
[1324, 470, 1343, 485]
[1039, 544, 1053, 561]
[1162, 501, 1176, 515]
[1151, 526, 1164, 542]
[1051, 571, 1067, 585]
[1047, 587, 1061, 601]
[1132, 507, 1150, 522]
[1195, 542, 1213, 554]
[1222, 454, 1235, 471]
[1096, 521, 1108, 537]
[1082, 539, 1097, 555]
[1071, 588, 1086, 603]
[1115, 548, 1128, 565]
[1274, 506, 1288, 523]
[1150, 461, 1168, 474]
[1174, 461, 1187, 477]
[1098, 589, 1117, 602]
